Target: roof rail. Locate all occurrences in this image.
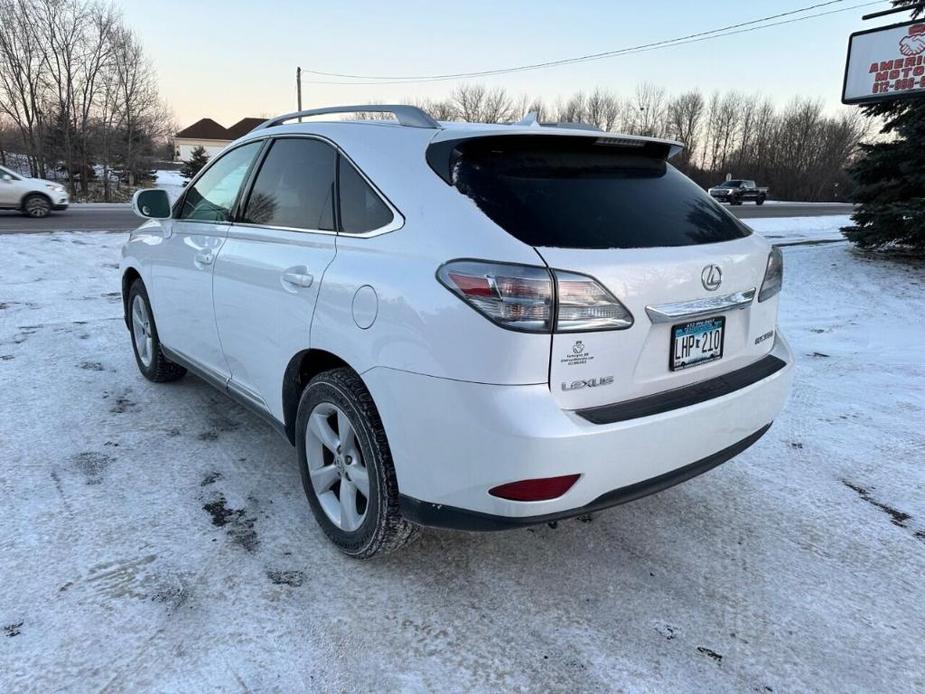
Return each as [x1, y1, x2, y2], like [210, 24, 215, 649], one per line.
[256, 105, 440, 130]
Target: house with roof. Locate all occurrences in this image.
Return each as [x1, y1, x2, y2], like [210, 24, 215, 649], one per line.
[174, 117, 264, 161]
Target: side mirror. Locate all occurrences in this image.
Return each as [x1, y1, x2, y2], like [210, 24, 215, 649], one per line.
[1, 174, 12, 182]
[132, 188, 171, 220]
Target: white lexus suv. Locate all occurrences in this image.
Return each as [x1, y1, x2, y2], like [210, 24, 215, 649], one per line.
[121, 105, 793, 557]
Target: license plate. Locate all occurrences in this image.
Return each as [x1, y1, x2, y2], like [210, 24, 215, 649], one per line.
[670, 317, 725, 371]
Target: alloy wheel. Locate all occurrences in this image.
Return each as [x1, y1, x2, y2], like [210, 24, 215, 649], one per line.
[305, 402, 370, 532]
[131, 295, 154, 368]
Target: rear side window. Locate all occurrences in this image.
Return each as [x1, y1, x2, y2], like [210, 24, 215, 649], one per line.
[338, 155, 393, 234]
[448, 137, 750, 249]
[242, 138, 336, 230]
[179, 141, 262, 221]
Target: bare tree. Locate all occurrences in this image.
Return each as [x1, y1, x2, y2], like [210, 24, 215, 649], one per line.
[667, 91, 704, 168]
[585, 89, 621, 131]
[0, 0, 48, 177]
[450, 84, 514, 123]
[631, 83, 668, 137]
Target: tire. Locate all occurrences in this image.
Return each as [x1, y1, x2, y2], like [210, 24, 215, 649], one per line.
[296, 368, 417, 558]
[756, 196, 765, 206]
[730, 197, 742, 206]
[22, 194, 51, 218]
[127, 279, 186, 383]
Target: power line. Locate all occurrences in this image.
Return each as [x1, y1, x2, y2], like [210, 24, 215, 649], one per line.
[304, 0, 889, 86]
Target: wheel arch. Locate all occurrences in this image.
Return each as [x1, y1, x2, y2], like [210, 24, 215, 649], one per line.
[21, 190, 52, 210]
[282, 348, 363, 445]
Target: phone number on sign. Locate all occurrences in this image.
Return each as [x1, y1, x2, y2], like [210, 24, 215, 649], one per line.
[870, 77, 925, 94]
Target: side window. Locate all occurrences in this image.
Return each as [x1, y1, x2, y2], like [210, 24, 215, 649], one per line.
[179, 141, 262, 221]
[338, 155, 394, 234]
[242, 138, 336, 230]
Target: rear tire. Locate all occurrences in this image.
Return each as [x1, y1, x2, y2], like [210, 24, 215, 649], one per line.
[127, 280, 186, 383]
[756, 196, 765, 206]
[296, 368, 417, 558]
[22, 194, 51, 218]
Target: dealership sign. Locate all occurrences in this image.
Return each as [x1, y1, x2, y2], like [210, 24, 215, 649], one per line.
[843, 19, 925, 104]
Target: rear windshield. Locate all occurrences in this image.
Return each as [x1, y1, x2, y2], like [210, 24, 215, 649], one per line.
[448, 137, 750, 249]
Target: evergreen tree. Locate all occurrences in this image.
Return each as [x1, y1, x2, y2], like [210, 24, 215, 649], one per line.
[180, 146, 209, 180]
[843, 2, 925, 249]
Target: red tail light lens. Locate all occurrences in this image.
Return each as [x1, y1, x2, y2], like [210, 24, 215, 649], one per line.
[437, 260, 554, 332]
[489, 474, 581, 501]
[438, 260, 635, 334]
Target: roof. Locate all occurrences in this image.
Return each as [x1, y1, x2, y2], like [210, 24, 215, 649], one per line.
[176, 117, 263, 141]
[175, 118, 229, 140]
[225, 118, 264, 139]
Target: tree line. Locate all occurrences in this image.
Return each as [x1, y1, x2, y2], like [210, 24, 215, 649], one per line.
[0, 0, 170, 200]
[410, 84, 868, 201]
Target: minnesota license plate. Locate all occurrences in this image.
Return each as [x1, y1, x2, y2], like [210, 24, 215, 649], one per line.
[670, 317, 725, 371]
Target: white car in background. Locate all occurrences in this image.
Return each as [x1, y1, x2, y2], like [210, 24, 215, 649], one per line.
[0, 164, 69, 217]
[121, 105, 794, 558]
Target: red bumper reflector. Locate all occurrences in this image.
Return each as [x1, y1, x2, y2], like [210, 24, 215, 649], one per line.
[489, 474, 581, 502]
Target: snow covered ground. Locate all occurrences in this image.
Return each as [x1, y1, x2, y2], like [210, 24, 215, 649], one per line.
[0, 225, 923, 692]
[746, 215, 850, 245]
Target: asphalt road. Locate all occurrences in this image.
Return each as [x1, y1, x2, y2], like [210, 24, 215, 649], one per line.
[0, 202, 856, 234]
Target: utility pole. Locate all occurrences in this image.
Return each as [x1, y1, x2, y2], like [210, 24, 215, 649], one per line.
[296, 66, 303, 121]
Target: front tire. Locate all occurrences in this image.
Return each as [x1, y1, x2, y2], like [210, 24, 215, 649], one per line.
[127, 280, 186, 382]
[296, 368, 417, 558]
[22, 194, 51, 218]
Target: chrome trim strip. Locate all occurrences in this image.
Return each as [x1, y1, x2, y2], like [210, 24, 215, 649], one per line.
[645, 288, 756, 324]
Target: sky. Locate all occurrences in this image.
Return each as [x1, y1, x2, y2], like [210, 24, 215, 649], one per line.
[119, 0, 898, 129]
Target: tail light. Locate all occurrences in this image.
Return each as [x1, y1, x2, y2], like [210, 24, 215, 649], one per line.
[555, 270, 633, 331]
[758, 247, 783, 302]
[437, 260, 633, 333]
[437, 261, 553, 332]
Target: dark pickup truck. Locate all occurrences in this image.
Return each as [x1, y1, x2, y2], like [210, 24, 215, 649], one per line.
[708, 180, 768, 205]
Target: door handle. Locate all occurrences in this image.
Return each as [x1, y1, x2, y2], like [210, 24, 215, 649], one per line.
[195, 249, 214, 265]
[281, 268, 314, 289]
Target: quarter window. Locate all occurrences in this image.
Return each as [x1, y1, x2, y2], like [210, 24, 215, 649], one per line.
[179, 141, 262, 221]
[242, 138, 336, 231]
[338, 155, 393, 233]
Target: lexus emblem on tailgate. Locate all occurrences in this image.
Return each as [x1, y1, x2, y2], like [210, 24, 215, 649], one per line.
[701, 264, 723, 291]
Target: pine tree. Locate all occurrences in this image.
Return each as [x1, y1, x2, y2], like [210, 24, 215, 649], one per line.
[843, 2, 925, 249]
[180, 146, 209, 180]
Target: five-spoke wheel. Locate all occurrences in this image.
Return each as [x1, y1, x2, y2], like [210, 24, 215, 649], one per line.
[305, 402, 371, 532]
[131, 294, 154, 368]
[296, 368, 417, 558]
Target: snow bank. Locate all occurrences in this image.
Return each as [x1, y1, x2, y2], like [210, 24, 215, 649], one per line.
[746, 215, 851, 244]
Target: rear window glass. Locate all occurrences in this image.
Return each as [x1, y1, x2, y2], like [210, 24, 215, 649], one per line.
[449, 138, 750, 249]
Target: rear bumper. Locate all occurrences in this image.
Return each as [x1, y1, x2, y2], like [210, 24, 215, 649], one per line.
[365, 333, 794, 529]
[400, 423, 772, 530]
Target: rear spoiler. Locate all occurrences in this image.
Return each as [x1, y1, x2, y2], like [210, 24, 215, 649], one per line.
[426, 132, 685, 185]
